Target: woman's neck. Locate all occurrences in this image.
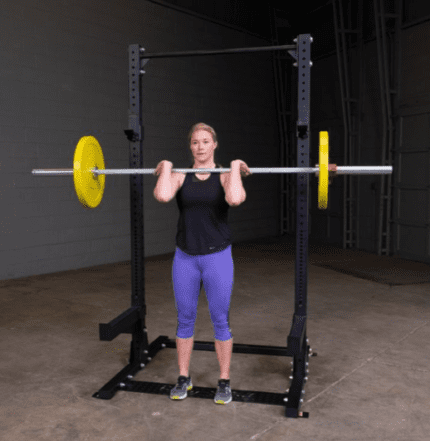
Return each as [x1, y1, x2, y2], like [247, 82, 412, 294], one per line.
[193, 160, 216, 169]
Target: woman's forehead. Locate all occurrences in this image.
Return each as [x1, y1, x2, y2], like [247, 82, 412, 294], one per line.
[191, 129, 212, 139]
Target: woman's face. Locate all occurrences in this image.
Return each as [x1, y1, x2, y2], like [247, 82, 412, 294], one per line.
[190, 129, 217, 164]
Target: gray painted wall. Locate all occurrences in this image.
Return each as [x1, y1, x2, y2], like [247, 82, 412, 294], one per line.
[395, 21, 430, 262]
[2, 0, 430, 283]
[0, 0, 279, 281]
[309, 20, 430, 264]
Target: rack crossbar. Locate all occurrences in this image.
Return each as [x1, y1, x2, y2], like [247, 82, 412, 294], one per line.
[140, 44, 296, 59]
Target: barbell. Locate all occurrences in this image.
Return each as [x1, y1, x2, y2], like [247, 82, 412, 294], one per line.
[31, 132, 392, 209]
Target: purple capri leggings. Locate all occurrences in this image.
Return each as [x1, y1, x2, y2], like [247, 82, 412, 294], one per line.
[172, 245, 234, 342]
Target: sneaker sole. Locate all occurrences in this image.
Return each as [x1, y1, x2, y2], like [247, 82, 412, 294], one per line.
[215, 397, 232, 404]
[170, 384, 193, 400]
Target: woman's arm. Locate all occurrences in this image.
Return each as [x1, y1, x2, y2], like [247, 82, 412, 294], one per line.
[224, 162, 247, 207]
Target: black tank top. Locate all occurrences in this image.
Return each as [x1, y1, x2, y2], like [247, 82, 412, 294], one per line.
[175, 165, 232, 255]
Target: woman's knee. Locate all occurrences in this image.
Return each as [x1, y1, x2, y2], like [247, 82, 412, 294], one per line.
[214, 326, 233, 341]
[176, 328, 195, 339]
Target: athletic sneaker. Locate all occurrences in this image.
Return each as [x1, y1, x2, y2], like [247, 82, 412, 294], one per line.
[214, 379, 232, 404]
[170, 375, 193, 400]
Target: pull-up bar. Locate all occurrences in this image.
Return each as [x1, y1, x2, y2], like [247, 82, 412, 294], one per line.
[140, 44, 297, 59]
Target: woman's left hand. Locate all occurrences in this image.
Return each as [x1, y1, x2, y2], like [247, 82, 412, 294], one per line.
[230, 160, 252, 177]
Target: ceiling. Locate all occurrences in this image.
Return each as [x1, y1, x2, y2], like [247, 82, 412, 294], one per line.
[268, 0, 331, 15]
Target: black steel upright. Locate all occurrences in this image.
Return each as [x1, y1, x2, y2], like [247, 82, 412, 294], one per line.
[93, 36, 316, 420]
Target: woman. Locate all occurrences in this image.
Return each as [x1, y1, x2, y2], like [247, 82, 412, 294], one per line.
[153, 122, 251, 405]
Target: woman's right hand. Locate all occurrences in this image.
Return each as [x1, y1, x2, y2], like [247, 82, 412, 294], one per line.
[153, 160, 173, 176]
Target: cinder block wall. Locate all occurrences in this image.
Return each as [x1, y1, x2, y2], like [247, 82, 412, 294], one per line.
[0, 0, 279, 281]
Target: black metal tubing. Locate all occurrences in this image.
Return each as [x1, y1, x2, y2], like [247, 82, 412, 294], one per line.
[93, 35, 315, 420]
[286, 33, 314, 418]
[92, 336, 312, 418]
[125, 44, 149, 367]
[140, 44, 296, 59]
[99, 306, 146, 341]
[163, 338, 296, 357]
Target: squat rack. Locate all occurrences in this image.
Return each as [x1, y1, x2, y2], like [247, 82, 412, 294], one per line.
[92, 34, 316, 419]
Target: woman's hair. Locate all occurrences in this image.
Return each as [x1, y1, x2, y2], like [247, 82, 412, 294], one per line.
[188, 122, 218, 146]
[187, 122, 221, 167]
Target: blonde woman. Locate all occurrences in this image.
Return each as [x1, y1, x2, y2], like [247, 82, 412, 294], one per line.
[153, 123, 251, 404]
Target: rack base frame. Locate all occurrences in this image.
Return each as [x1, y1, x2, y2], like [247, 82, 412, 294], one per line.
[93, 332, 317, 419]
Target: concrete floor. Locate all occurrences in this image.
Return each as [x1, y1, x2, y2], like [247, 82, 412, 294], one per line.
[1, 235, 429, 441]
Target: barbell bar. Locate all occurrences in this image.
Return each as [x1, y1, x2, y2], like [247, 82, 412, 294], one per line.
[31, 133, 393, 210]
[31, 166, 391, 176]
